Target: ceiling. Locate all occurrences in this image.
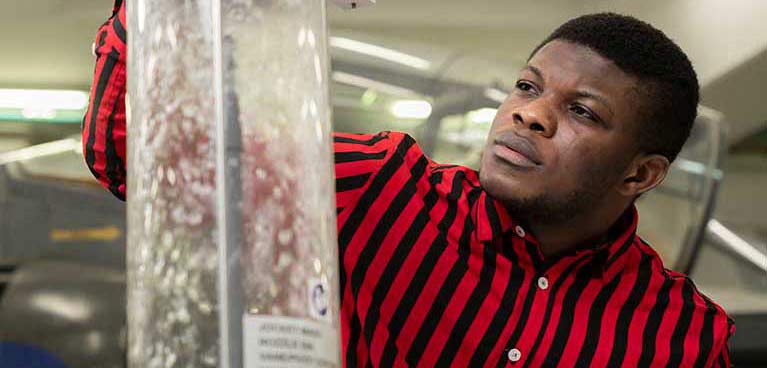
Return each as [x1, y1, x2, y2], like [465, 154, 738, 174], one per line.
[1, 0, 766, 145]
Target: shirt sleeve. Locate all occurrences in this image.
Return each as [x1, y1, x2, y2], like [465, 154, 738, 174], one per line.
[711, 344, 732, 368]
[710, 320, 735, 368]
[333, 131, 406, 213]
[82, 0, 127, 201]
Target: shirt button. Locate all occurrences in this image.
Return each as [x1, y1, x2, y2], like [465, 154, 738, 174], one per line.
[508, 348, 522, 362]
[514, 225, 526, 238]
[538, 276, 549, 290]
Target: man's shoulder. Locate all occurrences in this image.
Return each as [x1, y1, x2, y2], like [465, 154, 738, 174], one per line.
[333, 131, 421, 170]
[635, 238, 734, 347]
[333, 131, 409, 149]
[332, 131, 480, 192]
[636, 239, 729, 315]
[666, 269, 731, 331]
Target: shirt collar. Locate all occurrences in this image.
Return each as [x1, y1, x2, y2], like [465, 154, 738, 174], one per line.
[474, 191, 515, 243]
[474, 191, 639, 267]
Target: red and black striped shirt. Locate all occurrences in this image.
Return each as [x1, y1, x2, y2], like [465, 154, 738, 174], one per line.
[82, 0, 127, 200]
[334, 131, 732, 367]
[84, 2, 733, 366]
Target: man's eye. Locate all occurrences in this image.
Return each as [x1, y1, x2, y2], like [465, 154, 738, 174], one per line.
[570, 104, 597, 121]
[515, 80, 536, 93]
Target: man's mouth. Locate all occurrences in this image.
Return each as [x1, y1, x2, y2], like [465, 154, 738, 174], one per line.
[492, 134, 542, 168]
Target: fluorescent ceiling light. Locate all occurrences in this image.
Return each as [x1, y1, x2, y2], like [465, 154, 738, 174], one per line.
[468, 108, 497, 124]
[22, 108, 57, 120]
[330, 37, 431, 70]
[332, 71, 418, 97]
[0, 89, 88, 110]
[0, 138, 80, 166]
[390, 99, 432, 119]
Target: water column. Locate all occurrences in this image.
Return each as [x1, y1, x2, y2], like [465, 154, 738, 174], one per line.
[126, 0, 339, 367]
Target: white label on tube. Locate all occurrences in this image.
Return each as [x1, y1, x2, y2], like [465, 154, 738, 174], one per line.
[243, 314, 340, 368]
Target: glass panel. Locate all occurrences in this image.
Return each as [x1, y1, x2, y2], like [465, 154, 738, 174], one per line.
[635, 107, 725, 271]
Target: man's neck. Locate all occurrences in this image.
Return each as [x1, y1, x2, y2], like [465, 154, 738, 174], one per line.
[526, 204, 629, 258]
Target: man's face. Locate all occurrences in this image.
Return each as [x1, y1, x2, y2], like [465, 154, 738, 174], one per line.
[479, 40, 643, 224]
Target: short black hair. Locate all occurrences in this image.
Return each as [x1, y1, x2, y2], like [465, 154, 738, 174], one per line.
[530, 13, 699, 162]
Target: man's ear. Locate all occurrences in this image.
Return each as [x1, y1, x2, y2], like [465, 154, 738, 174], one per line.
[619, 154, 670, 197]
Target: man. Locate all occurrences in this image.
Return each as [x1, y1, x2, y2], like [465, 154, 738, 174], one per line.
[84, 2, 733, 366]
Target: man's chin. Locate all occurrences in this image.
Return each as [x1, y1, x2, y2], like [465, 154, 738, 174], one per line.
[478, 167, 537, 205]
[479, 167, 577, 225]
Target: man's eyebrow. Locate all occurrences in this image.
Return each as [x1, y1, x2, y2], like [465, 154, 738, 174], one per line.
[521, 65, 614, 115]
[575, 90, 614, 115]
[522, 65, 544, 80]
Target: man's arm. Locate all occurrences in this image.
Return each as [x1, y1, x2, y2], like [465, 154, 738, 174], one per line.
[80, 0, 394, 204]
[82, 0, 127, 200]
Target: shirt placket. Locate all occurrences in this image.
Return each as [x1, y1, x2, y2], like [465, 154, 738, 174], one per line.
[498, 225, 594, 367]
[497, 225, 554, 367]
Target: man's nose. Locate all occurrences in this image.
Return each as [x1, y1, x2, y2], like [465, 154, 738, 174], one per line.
[511, 98, 557, 138]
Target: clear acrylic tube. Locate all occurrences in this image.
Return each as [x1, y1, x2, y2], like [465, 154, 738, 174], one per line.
[127, 0, 339, 367]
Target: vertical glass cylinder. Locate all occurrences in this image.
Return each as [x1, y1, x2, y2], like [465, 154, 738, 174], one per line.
[127, 0, 339, 367]
[223, 0, 340, 367]
[127, 0, 220, 366]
